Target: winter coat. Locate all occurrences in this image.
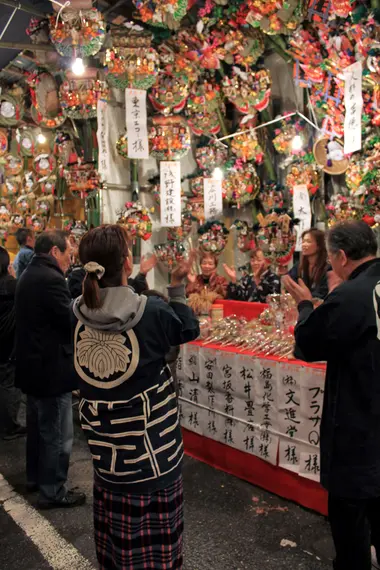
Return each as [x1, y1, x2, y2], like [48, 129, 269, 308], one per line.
[73, 284, 199, 493]
[294, 258, 380, 498]
[0, 274, 16, 363]
[15, 254, 77, 397]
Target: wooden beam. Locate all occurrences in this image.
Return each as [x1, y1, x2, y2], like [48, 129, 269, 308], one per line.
[0, 41, 56, 51]
[0, 0, 45, 17]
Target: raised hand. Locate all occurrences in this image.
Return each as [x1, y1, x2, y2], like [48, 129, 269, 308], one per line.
[223, 263, 237, 283]
[139, 254, 157, 276]
[282, 276, 313, 305]
[172, 250, 197, 286]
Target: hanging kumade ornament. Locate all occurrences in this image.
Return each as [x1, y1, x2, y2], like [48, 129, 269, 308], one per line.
[149, 116, 191, 161]
[222, 28, 265, 67]
[28, 214, 46, 233]
[198, 220, 229, 255]
[255, 211, 297, 267]
[286, 160, 320, 198]
[16, 194, 32, 214]
[49, 8, 105, 58]
[233, 220, 254, 253]
[116, 133, 129, 160]
[345, 158, 368, 195]
[222, 67, 271, 114]
[23, 172, 36, 194]
[186, 196, 204, 222]
[260, 181, 285, 213]
[167, 212, 195, 242]
[10, 213, 25, 230]
[154, 241, 186, 270]
[65, 164, 99, 198]
[246, 0, 306, 35]
[231, 127, 264, 164]
[4, 154, 23, 177]
[326, 194, 358, 227]
[60, 70, 108, 120]
[0, 89, 24, 127]
[54, 131, 78, 167]
[186, 80, 224, 136]
[35, 196, 53, 217]
[190, 176, 205, 198]
[117, 202, 154, 242]
[196, 141, 228, 173]
[223, 162, 261, 207]
[33, 154, 56, 178]
[0, 130, 8, 157]
[104, 30, 159, 90]
[2, 177, 20, 199]
[0, 204, 11, 225]
[149, 75, 190, 115]
[28, 71, 65, 129]
[132, 0, 187, 29]
[18, 129, 36, 157]
[313, 137, 349, 176]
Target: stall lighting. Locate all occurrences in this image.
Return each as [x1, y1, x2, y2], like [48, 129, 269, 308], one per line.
[212, 167, 224, 181]
[37, 133, 46, 144]
[71, 57, 85, 76]
[291, 134, 303, 152]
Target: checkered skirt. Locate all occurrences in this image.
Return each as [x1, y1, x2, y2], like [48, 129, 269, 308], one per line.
[93, 476, 183, 570]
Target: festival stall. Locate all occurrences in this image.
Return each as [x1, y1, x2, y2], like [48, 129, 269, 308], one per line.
[178, 298, 328, 515]
[0, 0, 379, 511]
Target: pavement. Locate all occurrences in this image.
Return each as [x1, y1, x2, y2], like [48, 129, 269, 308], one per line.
[0, 404, 336, 570]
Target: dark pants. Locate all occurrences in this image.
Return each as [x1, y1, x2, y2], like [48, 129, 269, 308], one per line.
[26, 393, 73, 502]
[329, 494, 380, 569]
[0, 362, 21, 433]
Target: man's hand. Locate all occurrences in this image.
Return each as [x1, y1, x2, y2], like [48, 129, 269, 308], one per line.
[171, 250, 197, 287]
[223, 264, 237, 283]
[139, 254, 157, 276]
[8, 264, 15, 278]
[282, 276, 313, 305]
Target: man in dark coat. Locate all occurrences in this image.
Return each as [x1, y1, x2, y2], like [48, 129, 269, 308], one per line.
[15, 230, 85, 509]
[283, 221, 380, 570]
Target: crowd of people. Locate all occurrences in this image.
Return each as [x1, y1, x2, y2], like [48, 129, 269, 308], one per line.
[0, 220, 380, 570]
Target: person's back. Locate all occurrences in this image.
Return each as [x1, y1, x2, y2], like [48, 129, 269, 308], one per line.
[15, 230, 85, 510]
[13, 228, 35, 279]
[72, 225, 199, 569]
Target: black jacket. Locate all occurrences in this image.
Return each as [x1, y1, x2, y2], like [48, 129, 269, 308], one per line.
[15, 254, 77, 397]
[67, 265, 149, 299]
[0, 274, 17, 363]
[294, 258, 380, 499]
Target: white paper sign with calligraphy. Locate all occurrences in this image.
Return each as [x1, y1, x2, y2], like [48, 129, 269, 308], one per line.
[299, 443, 321, 482]
[344, 61, 363, 155]
[125, 88, 149, 159]
[279, 436, 301, 473]
[160, 161, 182, 227]
[299, 367, 325, 447]
[277, 362, 302, 441]
[204, 178, 223, 220]
[97, 99, 111, 181]
[292, 184, 311, 251]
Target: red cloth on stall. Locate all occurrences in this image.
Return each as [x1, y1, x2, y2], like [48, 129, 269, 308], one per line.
[219, 299, 268, 320]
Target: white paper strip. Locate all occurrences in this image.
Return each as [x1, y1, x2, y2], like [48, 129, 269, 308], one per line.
[344, 61, 363, 155]
[204, 178, 223, 220]
[160, 161, 181, 227]
[292, 184, 311, 251]
[125, 88, 149, 159]
[279, 437, 301, 473]
[299, 444, 321, 481]
[97, 99, 110, 181]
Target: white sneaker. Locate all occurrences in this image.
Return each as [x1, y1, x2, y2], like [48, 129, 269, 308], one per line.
[372, 546, 380, 569]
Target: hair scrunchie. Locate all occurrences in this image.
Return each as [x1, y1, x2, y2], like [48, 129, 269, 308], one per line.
[84, 262, 105, 280]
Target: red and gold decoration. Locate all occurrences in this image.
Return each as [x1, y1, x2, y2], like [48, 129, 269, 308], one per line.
[255, 211, 297, 267]
[59, 71, 108, 120]
[149, 115, 191, 160]
[198, 220, 229, 254]
[27, 71, 65, 129]
[223, 162, 261, 207]
[117, 202, 154, 242]
[222, 68, 271, 114]
[49, 8, 105, 58]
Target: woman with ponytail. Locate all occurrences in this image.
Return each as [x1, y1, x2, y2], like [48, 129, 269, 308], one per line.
[72, 225, 199, 570]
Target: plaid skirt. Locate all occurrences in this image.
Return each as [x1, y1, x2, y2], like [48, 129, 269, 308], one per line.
[93, 476, 183, 570]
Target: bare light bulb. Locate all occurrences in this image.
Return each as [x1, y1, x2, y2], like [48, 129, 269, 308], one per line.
[71, 57, 85, 76]
[292, 134, 303, 152]
[37, 133, 46, 144]
[212, 167, 224, 181]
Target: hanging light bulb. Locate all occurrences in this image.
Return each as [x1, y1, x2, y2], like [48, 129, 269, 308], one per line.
[212, 167, 224, 181]
[37, 133, 46, 144]
[291, 134, 303, 152]
[71, 57, 85, 76]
